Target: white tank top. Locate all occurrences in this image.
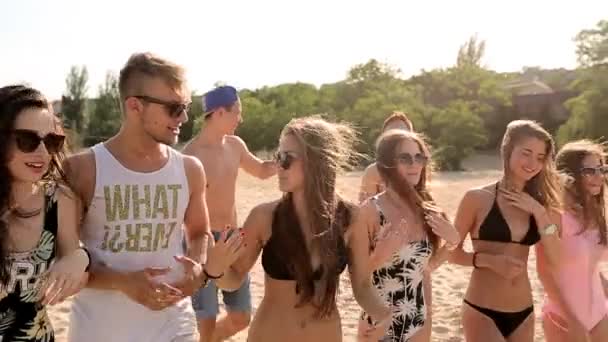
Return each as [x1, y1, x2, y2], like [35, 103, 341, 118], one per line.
[69, 143, 197, 342]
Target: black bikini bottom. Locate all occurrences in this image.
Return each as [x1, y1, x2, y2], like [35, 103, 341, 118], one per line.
[464, 300, 533, 338]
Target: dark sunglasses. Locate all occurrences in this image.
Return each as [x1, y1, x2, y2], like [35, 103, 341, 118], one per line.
[12, 129, 65, 154]
[395, 152, 428, 166]
[580, 165, 608, 177]
[132, 95, 192, 118]
[275, 151, 298, 170]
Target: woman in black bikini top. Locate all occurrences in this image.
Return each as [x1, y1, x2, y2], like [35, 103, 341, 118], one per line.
[0, 85, 90, 341]
[215, 116, 390, 342]
[450, 120, 562, 342]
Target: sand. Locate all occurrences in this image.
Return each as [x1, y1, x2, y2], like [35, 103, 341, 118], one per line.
[47, 155, 606, 341]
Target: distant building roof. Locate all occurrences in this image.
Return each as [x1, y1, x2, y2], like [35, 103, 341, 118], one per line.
[503, 77, 554, 95]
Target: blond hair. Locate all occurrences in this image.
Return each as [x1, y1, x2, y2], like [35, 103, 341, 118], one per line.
[118, 52, 186, 101]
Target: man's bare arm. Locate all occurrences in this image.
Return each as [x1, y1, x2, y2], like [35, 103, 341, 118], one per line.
[232, 136, 277, 179]
[182, 155, 212, 263]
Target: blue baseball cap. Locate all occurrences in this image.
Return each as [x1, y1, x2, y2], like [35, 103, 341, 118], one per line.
[203, 85, 239, 115]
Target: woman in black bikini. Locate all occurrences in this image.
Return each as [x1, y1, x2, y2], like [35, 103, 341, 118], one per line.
[450, 120, 562, 341]
[0, 85, 90, 341]
[215, 116, 390, 341]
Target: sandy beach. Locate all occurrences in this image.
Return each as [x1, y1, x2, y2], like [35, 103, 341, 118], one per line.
[48, 156, 605, 341]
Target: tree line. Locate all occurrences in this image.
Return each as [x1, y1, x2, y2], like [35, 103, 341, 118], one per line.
[59, 20, 608, 171]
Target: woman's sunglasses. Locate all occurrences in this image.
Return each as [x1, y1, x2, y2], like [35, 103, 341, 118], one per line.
[12, 129, 65, 154]
[275, 151, 298, 170]
[132, 95, 192, 118]
[395, 152, 428, 166]
[580, 165, 608, 177]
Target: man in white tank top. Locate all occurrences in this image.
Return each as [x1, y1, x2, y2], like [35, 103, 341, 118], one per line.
[183, 85, 276, 342]
[65, 52, 244, 342]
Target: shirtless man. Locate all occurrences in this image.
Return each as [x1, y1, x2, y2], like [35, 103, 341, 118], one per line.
[65, 53, 242, 342]
[183, 85, 277, 342]
[358, 111, 414, 203]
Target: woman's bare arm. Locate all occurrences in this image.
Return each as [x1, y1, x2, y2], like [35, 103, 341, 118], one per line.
[215, 202, 272, 291]
[348, 204, 391, 321]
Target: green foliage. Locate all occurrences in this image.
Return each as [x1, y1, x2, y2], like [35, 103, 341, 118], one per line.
[65, 26, 608, 171]
[575, 20, 608, 67]
[85, 71, 121, 146]
[62, 65, 89, 144]
[457, 35, 486, 68]
[557, 20, 608, 144]
[432, 101, 487, 171]
[180, 93, 203, 142]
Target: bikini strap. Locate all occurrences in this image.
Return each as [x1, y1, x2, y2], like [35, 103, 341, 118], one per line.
[493, 181, 502, 206]
[370, 196, 387, 226]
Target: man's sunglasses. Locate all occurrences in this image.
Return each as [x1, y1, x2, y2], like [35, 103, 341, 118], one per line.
[275, 151, 299, 170]
[12, 129, 65, 154]
[132, 95, 191, 118]
[395, 152, 428, 166]
[580, 165, 608, 177]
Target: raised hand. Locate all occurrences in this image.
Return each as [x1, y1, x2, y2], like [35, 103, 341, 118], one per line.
[424, 211, 460, 246]
[204, 227, 245, 277]
[499, 189, 544, 216]
[41, 248, 89, 305]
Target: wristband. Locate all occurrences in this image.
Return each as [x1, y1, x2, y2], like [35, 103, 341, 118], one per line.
[203, 268, 224, 279]
[80, 247, 91, 272]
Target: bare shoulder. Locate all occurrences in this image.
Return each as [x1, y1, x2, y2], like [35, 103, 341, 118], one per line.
[180, 153, 206, 190]
[53, 182, 77, 201]
[245, 200, 279, 241]
[463, 183, 496, 203]
[181, 153, 205, 172]
[249, 200, 279, 222]
[226, 135, 246, 147]
[547, 208, 563, 224]
[181, 140, 203, 159]
[363, 163, 379, 177]
[64, 148, 95, 201]
[65, 148, 95, 175]
[226, 135, 248, 153]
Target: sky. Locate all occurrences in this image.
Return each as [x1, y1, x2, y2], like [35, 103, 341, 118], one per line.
[1, 0, 606, 100]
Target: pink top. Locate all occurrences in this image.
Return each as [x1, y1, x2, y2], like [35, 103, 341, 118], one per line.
[543, 211, 608, 330]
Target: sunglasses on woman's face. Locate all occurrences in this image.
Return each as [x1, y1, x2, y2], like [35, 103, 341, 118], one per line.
[395, 152, 428, 166]
[132, 95, 192, 118]
[580, 165, 608, 177]
[275, 151, 299, 170]
[12, 129, 65, 154]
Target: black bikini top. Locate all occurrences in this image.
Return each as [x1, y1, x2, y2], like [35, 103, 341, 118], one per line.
[472, 182, 540, 246]
[261, 201, 349, 281]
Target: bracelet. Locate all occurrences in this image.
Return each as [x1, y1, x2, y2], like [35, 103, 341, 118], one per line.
[80, 247, 91, 272]
[472, 252, 479, 269]
[203, 268, 224, 279]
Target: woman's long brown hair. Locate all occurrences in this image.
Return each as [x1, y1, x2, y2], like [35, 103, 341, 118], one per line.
[375, 130, 442, 255]
[556, 140, 607, 244]
[500, 120, 561, 211]
[271, 116, 359, 318]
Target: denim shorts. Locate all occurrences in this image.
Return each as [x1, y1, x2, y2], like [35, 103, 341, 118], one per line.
[191, 231, 252, 319]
